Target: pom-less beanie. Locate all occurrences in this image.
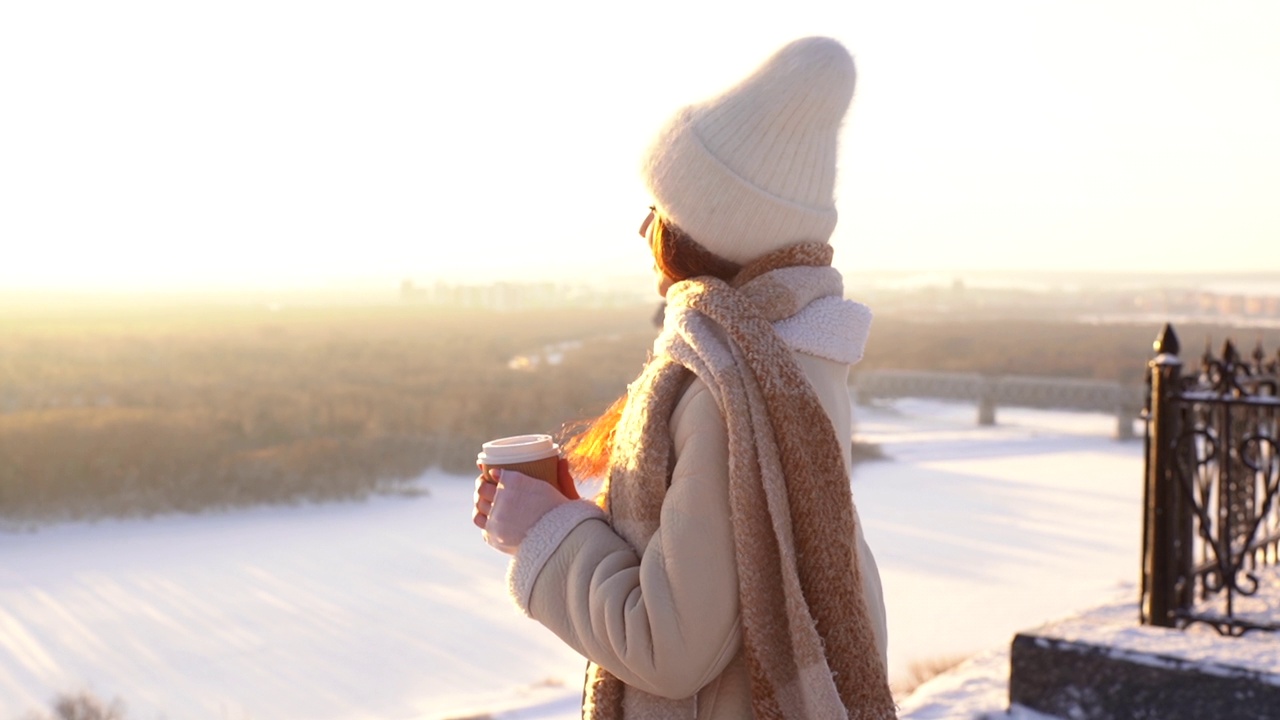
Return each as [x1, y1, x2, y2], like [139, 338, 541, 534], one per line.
[641, 37, 856, 265]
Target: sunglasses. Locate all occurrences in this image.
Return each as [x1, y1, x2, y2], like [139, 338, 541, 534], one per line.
[639, 206, 657, 240]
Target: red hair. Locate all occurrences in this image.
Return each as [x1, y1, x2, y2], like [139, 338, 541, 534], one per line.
[560, 214, 740, 481]
[651, 213, 742, 287]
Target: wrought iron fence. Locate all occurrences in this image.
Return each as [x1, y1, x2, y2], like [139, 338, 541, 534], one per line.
[1141, 324, 1280, 635]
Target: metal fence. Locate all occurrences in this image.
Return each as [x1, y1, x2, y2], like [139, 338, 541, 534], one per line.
[1141, 324, 1280, 635]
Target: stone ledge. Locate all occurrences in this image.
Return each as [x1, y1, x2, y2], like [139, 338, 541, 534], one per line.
[1010, 627, 1280, 720]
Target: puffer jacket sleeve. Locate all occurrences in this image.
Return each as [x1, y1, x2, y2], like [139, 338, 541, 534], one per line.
[506, 379, 741, 700]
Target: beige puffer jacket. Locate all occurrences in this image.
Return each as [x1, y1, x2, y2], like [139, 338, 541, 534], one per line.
[508, 351, 888, 718]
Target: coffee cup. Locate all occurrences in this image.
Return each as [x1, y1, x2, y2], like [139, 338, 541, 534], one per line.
[478, 434, 561, 485]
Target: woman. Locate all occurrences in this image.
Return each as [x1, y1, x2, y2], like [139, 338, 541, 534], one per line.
[472, 37, 895, 719]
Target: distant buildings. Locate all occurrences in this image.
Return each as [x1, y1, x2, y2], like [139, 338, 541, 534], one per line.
[1133, 288, 1280, 320]
[399, 279, 649, 310]
[402, 274, 1280, 321]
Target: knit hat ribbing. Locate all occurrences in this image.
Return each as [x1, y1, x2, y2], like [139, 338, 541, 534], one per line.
[641, 37, 857, 265]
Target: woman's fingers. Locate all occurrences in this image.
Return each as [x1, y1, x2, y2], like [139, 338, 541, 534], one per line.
[555, 458, 580, 500]
[472, 492, 493, 528]
[473, 472, 499, 529]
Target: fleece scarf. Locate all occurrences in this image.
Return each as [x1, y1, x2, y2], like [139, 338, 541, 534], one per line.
[585, 243, 896, 719]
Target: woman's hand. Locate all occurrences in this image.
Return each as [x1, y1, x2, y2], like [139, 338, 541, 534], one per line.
[474, 459, 580, 555]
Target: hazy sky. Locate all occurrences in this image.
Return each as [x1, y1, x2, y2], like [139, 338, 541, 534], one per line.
[3, 1, 1279, 292]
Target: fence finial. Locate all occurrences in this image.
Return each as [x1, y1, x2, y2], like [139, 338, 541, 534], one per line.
[1154, 323, 1180, 356]
[1223, 339, 1240, 364]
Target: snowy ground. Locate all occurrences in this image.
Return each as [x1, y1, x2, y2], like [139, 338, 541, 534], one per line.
[896, 568, 1280, 720]
[0, 399, 1151, 719]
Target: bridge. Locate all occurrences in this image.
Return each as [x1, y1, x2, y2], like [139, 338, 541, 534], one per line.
[850, 369, 1145, 440]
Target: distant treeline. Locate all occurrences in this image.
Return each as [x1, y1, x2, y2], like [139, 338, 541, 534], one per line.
[1, 301, 1272, 520]
[0, 303, 655, 520]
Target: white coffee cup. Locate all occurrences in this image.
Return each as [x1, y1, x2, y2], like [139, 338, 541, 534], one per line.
[478, 434, 560, 485]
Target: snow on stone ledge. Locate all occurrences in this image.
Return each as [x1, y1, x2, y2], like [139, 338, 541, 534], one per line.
[1031, 566, 1279, 680]
[899, 569, 1279, 719]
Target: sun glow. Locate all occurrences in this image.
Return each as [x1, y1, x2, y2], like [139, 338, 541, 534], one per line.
[3, 1, 1280, 294]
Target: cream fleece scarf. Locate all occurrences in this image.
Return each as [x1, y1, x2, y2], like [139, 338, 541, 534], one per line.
[585, 244, 895, 719]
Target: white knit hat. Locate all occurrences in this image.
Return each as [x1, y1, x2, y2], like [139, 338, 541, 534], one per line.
[641, 37, 856, 265]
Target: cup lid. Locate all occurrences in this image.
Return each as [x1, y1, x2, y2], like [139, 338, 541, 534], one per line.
[477, 434, 560, 464]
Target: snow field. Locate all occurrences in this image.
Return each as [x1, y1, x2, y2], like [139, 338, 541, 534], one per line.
[0, 400, 1146, 719]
